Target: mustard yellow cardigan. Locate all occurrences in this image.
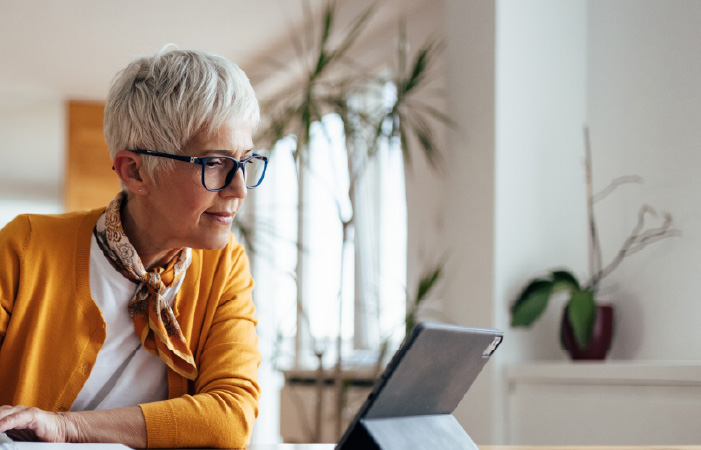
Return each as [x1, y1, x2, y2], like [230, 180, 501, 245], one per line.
[0, 208, 261, 448]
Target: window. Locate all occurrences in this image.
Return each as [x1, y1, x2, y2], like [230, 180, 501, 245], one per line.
[249, 88, 407, 370]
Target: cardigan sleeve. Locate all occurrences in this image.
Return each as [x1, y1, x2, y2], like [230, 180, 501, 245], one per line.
[0, 215, 28, 343]
[139, 241, 261, 448]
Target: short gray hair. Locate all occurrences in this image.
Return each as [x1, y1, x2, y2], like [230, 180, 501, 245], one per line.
[104, 45, 260, 182]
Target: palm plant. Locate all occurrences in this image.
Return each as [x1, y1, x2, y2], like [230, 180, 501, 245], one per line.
[253, 1, 450, 440]
[255, 0, 449, 363]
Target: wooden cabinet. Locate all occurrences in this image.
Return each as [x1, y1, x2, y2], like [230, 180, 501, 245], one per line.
[65, 101, 121, 211]
[280, 368, 375, 443]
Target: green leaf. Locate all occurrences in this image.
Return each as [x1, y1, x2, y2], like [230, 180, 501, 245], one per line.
[331, 3, 376, 64]
[510, 279, 553, 327]
[551, 270, 580, 293]
[410, 100, 457, 128]
[416, 265, 442, 305]
[406, 264, 443, 338]
[402, 46, 431, 95]
[320, 2, 334, 49]
[405, 313, 416, 339]
[408, 112, 441, 169]
[566, 290, 596, 348]
[399, 126, 412, 167]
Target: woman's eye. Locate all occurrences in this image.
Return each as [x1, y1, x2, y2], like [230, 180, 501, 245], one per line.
[205, 158, 225, 168]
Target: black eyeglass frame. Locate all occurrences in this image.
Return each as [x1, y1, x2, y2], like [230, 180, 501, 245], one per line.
[130, 149, 268, 191]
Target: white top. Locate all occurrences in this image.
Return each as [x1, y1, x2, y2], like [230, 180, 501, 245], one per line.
[71, 234, 185, 411]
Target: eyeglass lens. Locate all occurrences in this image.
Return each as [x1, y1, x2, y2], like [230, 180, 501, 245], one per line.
[203, 157, 265, 190]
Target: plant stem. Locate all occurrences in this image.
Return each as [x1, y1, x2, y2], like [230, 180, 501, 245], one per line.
[295, 138, 307, 368]
[584, 127, 603, 292]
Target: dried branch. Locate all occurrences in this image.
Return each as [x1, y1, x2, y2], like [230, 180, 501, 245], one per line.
[595, 205, 679, 282]
[592, 175, 644, 203]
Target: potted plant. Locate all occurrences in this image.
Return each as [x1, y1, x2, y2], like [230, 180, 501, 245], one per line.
[510, 129, 679, 359]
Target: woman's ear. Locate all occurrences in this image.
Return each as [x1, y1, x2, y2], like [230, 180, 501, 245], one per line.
[113, 150, 149, 195]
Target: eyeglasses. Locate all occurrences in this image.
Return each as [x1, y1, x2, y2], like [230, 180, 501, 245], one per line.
[130, 149, 268, 191]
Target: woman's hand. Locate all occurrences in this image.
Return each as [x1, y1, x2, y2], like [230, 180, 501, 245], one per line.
[0, 405, 72, 442]
[0, 405, 146, 447]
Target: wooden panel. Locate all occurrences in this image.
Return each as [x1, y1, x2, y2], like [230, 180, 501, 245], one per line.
[280, 369, 375, 443]
[65, 101, 121, 211]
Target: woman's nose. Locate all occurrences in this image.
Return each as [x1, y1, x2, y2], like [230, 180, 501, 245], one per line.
[220, 168, 247, 199]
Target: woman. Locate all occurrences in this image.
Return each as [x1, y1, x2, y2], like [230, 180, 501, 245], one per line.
[0, 47, 266, 448]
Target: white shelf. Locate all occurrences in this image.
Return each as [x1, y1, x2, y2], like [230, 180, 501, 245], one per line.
[507, 360, 701, 386]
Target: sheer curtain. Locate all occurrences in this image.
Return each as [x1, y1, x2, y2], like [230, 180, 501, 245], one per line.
[250, 109, 406, 370]
[247, 109, 407, 442]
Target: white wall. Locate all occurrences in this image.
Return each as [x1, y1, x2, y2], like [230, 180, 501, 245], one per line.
[437, 0, 701, 443]
[0, 95, 65, 227]
[494, 0, 588, 361]
[440, 0, 497, 444]
[587, 0, 701, 360]
[437, 0, 588, 443]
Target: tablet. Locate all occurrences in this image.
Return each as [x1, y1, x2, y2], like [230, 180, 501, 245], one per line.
[336, 322, 503, 449]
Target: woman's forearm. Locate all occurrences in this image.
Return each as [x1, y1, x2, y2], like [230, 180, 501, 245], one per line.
[0, 405, 147, 448]
[64, 406, 147, 448]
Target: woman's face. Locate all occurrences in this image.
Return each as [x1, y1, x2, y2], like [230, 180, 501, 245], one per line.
[142, 119, 254, 252]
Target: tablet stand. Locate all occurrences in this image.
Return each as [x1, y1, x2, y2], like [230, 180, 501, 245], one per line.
[337, 414, 478, 450]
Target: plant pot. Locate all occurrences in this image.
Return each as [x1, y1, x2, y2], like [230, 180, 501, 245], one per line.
[560, 304, 614, 360]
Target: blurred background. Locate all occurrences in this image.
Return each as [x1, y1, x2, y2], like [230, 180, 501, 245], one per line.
[1, 0, 700, 445]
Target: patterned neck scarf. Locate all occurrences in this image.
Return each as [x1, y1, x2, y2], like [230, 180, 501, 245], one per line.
[93, 192, 197, 380]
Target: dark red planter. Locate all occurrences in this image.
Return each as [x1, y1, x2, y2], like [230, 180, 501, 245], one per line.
[560, 304, 614, 360]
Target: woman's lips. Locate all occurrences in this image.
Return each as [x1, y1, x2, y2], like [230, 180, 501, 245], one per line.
[205, 211, 235, 224]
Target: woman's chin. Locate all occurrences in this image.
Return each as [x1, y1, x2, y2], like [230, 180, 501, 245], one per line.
[198, 232, 232, 250]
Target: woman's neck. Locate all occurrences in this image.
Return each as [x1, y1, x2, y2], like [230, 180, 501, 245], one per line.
[119, 194, 181, 270]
